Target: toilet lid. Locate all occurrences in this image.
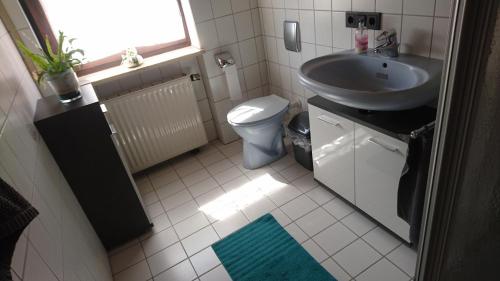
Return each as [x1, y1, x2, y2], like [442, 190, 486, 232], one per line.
[227, 95, 289, 126]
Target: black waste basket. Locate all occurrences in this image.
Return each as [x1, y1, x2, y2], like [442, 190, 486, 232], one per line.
[287, 112, 313, 171]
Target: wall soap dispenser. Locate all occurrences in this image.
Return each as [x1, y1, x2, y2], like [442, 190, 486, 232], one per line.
[355, 22, 368, 53]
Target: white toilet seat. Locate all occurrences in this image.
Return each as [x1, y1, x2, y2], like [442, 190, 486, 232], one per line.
[227, 95, 289, 126]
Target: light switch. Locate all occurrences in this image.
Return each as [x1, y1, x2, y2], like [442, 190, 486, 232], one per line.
[284, 21, 301, 52]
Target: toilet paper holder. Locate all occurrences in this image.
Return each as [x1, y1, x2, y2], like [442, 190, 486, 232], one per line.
[215, 52, 235, 69]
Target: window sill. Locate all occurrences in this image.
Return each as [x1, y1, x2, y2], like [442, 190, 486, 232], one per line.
[78, 46, 204, 85]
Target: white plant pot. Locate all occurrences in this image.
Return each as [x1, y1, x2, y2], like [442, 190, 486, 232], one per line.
[45, 68, 81, 103]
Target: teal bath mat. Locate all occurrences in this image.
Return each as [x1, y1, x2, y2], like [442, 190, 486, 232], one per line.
[211, 214, 337, 281]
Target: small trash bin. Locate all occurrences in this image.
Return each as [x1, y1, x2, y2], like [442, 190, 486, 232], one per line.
[287, 112, 313, 171]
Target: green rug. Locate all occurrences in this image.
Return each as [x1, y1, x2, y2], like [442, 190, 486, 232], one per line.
[211, 214, 337, 281]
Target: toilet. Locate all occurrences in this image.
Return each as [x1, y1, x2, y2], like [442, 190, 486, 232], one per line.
[227, 95, 289, 169]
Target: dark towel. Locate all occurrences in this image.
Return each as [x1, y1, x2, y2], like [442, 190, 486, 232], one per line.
[397, 129, 434, 246]
[0, 177, 38, 281]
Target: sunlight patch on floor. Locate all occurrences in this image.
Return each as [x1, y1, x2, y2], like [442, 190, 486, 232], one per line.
[199, 173, 287, 221]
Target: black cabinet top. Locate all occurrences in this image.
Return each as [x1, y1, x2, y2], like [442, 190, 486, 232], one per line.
[308, 96, 436, 142]
[34, 83, 98, 122]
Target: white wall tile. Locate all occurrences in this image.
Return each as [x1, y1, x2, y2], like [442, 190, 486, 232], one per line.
[198, 99, 213, 121]
[403, 0, 436, 16]
[353, 0, 375, 12]
[332, 0, 352, 11]
[259, 62, 269, 84]
[273, 0, 286, 8]
[315, 11, 333, 46]
[277, 41, 291, 65]
[215, 15, 238, 45]
[315, 0, 332, 10]
[239, 38, 259, 66]
[197, 21, 220, 50]
[298, 0, 314, 9]
[190, 0, 215, 22]
[273, 8, 286, 38]
[431, 17, 451, 59]
[204, 120, 218, 141]
[279, 65, 292, 91]
[332, 11, 352, 49]
[231, 0, 251, 12]
[285, 0, 299, 9]
[401, 15, 433, 57]
[209, 75, 230, 102]
[255, 36, 266, 60]
[435, 0, 452, 17]
[247, 86, 264, 98]
[243, 64, 263, 89]
[268, 62, 282, 86]
[139, 67, 163, 85]
[299, 10, 316, 43]
[376, 0, 402, 14]
[212, 0, 233, 17]
[264, 36, 279, 62]
[213, 99, 234, 123]
[0, 18, 6, 36]
[251, 9, 263, 35]
[234, 11, 255, 41]
[301, 42, 316, 62]
[261, 8, 276, 36]
[289, 51, 302, 69]
[259, 0, 273, 7]
[316, 45, 333, 56]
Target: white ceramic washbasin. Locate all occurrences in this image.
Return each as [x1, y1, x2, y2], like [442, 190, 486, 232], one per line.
[298, 50, 443, 111]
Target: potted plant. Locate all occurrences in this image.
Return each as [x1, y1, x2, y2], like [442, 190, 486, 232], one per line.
[17, 31, 85, 103]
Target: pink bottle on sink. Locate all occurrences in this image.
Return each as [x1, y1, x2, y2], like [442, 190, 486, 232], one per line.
[355, 22, 368, 53]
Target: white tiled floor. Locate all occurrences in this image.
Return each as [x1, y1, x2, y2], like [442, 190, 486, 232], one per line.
[110, 140, 416, 281]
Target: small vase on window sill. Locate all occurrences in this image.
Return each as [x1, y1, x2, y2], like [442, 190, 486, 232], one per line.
[17, 31, 85, 104]
[122, 47, 144, 68]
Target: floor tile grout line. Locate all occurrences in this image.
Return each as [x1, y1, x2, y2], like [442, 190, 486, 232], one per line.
[381, 243, 416, 279]
[319, 218, 413, 279]
[131, 142, 415, 280]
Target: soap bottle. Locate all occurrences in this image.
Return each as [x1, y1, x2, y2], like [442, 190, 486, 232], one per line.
[355, 22, 368, 53]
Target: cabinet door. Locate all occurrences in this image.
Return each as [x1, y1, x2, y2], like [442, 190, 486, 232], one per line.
[309, 105, 355, 203]
[355, 124, 410, 241]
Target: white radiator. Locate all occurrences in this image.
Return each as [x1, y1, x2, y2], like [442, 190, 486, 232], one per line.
[103, 76, 208, 173]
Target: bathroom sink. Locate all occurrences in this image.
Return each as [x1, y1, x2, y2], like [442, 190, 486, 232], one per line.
[299, 51, 443, 111]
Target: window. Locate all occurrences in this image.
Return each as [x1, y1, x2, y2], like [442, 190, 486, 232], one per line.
[21, 0, 191, 75]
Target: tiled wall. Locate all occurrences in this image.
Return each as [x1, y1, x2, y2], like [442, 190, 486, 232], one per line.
[190, 0, 269, 143]
[0, 19, 112, 281]
[257, 0, 453, 107]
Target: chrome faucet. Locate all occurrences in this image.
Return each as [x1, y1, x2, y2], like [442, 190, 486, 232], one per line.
[372, 29, 399, 57]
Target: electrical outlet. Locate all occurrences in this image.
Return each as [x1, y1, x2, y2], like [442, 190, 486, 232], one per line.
[345, 12, 381, 30]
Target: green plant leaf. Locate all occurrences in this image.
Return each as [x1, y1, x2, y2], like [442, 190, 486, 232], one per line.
[44, 36, 56, 61]
[17, 31, 85, 82]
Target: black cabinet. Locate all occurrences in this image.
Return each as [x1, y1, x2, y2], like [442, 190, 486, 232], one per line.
[34, 84, 151, 250]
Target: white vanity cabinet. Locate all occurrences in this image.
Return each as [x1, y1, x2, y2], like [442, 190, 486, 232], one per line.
[354, 125, 410, 241]
[309, 105, 355, 203]
[308, 104, 411, 242]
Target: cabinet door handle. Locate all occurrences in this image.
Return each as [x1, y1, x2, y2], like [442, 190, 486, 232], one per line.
[368, 137, 404, 155]
[317, 115, 342, 128]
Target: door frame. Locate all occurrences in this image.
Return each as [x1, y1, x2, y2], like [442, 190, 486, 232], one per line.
[415, 0, 499, 279]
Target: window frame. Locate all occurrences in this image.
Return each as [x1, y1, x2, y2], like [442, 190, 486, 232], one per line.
[20, 0, 192, 76]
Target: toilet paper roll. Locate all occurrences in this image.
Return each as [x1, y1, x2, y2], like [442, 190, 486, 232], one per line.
[224, 65, 243, 101]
